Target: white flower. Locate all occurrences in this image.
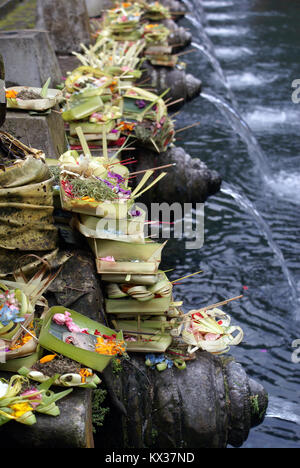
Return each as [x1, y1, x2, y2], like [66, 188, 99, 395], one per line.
[0, 381, 8, 398]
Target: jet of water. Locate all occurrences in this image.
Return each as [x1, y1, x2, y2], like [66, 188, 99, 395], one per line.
[202, 90, 272, 178]
[191, 41, 238, 106]
[221, 181, 300, 311]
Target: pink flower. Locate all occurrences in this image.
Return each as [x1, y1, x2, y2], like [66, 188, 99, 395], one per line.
[53, 311, 88, 333]
[204, 333, 220, 341]
[100, 256, 115, 262]
[21, 388, 42, 409]
[53, 313, 68, 326]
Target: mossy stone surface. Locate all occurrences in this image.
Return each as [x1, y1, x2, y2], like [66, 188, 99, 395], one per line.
[0, 0, 37, 31]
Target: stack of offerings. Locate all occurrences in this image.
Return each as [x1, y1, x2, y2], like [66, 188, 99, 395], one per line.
[120, 86, 175, 153]
[105, 2, 143, 41]
[57, 127, 177, 352]
[143, 23, 178, 67]
[66, 58, 175, 153]
[62, 68, 124, 150]
[0, 132, 58, 277]
[101, 267, 183, 353]
[140, 1, 179, 67]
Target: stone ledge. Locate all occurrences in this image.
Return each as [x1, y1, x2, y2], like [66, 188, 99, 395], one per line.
[0, 0, 17, 18]
[0, 379, 94, 448]
[0, 29, 62, 88]
[2, 109, 67, 159]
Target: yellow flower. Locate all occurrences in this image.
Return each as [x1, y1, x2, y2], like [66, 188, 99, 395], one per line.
[10, 402, 33, 419]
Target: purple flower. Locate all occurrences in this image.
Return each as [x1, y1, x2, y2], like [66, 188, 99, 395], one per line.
[110, 129, 119, 134]
[108, 171, 125, 184]
[97, 177, 115, 189]
[130, 209, 141, 217]
[135, 100, 146, 109]
[117, 185, 131, 196]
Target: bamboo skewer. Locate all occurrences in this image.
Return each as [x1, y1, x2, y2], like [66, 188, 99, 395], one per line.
[176, 48, 197, 57]
[182, 295, 244, 321]
[171, 270, 203, 284]
[127, 163, 176, 178]
[175, 122, 201, 134]
[166, 97, 185, 107]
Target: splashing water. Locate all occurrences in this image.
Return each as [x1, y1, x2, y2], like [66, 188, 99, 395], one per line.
[266, 397, 300, 425]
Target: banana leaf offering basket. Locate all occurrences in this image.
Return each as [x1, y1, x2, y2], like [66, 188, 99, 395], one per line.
[89, 238, 167, 275]
[75, 208, 146, 243]
[39, 306, 125, 372]
[112, 318, 173, 353]
[105, 271, 173, 314]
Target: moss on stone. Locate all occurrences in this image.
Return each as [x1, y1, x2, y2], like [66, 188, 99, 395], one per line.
[92, 388, 110, 434]
[0, 0, 37, 31]
[250, 394, 260, 415]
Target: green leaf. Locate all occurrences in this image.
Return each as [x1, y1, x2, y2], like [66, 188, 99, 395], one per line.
[40, 77, 51, 98]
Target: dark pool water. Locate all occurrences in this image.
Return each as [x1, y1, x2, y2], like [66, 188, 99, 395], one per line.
[161, 0, 300, 448]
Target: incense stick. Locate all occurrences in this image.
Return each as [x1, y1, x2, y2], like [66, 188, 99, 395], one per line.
[171, 270, 203, 284]
[128, 163, 176, 178]
[183, 295, 244, 320]
[176, 49, 197, 57]
[166, 97, 185, 107]
[175, 122, 201, 134]
[107, 157, 135, 167]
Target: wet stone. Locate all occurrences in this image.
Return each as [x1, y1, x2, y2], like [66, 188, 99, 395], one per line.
[134, 146, 222, 204]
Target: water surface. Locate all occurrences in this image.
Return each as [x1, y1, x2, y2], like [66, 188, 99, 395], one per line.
[164, 0, 300, 448]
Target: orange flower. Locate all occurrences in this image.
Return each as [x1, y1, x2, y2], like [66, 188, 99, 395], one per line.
[119, 121, 136, 132]
[39, 354, 57, 364]
[122, 2, 131, 7]
[10, 402, 33, 418]
[5, 89, 18, 99]
[9, 322, 36, 350]
[145, 24, 158, 30]
[95, 336, 126, 356]
[79, 368, 93, 383]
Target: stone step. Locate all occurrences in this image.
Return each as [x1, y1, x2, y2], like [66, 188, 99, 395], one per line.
[1, 109, 67, 159]
[0, 30, 62, 88]
[0, 0, 91, 55]
[36, 0, 91, 54]
[0, 0, 17, 17]
[0, 374, 95, 448]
